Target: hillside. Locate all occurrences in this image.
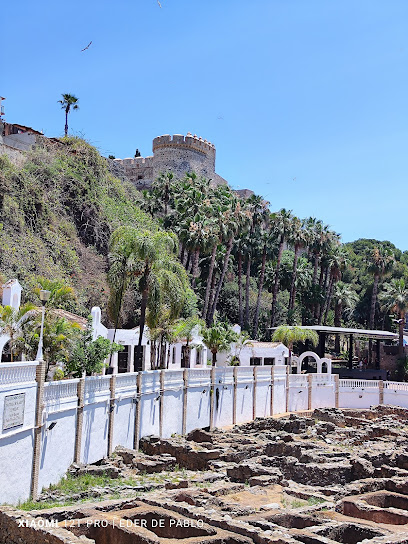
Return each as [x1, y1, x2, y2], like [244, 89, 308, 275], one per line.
[0, 137, 158, 324]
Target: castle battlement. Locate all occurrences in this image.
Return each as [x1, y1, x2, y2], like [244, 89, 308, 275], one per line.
[153, 133, 215, 156]
[115, 156, 154, 166]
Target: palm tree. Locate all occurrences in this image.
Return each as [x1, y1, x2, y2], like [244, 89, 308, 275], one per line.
[322, 245, 349, 325]
[173, 315, 205, 368]
[288, 217, 309, 311]
[380, 278, 408, 356]
[333, 282, 358, 352]
[0, 303, 36, 362]
[202, 321, 238, 366]
[272, 325, 319, 364]
[269, 209, 293, 327]
[152, 172, 174, 217]
[366, 246, 394, 330]
[33, 277, 76, 310]
[252, 217, 275, 338]
[206, 192, 251, 325]
[58, 94, 79, 136]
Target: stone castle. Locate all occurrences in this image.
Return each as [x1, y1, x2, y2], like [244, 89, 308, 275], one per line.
[112, 133, 253, 198]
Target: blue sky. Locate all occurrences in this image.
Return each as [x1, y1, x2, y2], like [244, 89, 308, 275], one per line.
[2, 1, 408, 249]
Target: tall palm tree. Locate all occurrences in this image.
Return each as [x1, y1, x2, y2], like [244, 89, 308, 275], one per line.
[288, 217, 309, 311]
[252, 216, 274, 338]
[322, 245, 349, 325]
[269, 208, 293, 327]
[206, 193, 251, 325]
[58, 94, 79, 136]
[380, 278, 408, 356]
[366, 246, 394, 329]
[333, 282, 358, 352]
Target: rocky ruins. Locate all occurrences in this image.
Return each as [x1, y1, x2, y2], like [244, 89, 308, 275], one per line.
[1, 406, 408, 544]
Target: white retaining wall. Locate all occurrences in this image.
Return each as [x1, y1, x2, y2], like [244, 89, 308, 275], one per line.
[2, 362, 408, 505]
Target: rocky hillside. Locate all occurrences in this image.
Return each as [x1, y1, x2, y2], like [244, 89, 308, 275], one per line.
[0, 138, 157, 324]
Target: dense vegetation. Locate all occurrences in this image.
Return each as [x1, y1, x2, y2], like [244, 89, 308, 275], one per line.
[1, 138, 408, 370]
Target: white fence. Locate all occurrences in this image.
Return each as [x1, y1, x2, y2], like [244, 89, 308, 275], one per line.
[0, 362, 407, 505]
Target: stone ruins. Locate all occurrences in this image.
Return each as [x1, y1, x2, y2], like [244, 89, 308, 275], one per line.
[2, 405, 408, 543]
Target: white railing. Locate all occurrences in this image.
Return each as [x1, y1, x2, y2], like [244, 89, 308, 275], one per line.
[84, 375, 112, 396]
[215, 367, 234, 385]
[339, 379, 380, 389]
[289, 375, 308, 387]
[44, 379, 79, 403]
[141, 370, 161, 394]
[312, 373, 334, 386]
[0, 361, 38, 385]
[187, 368, 211, 387]
[116, 373, 138, 390]
[384, 381, 408, 392]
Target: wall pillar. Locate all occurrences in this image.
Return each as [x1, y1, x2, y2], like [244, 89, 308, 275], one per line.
[253, 366, 258, 420]
[182, 369, 188, 435]
[307, 374, 313, 411]
[334, 374, 340, 408]
[133, 373, 142, 450]
[111, 352, 118, 375]
[285, 365, 290, 413]
[30, 360, 46, 500]
[209, 367, 216, 431]
[270, 367, 275, 416]
[379, 379, 384, 404]
[128, 345, 135, 373]
[233, 367, 238, 425]
[74, 378, 85, 463]
[107, 375, 116, 456]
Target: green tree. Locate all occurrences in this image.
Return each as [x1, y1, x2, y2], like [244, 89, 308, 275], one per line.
[269, 209, 293, 327]
[0, 303, 36, 362]
[58, 94, 79, 137]
[173, 315, 205, 368]
[333, 282, 358, 352]
[65, 319, 123, 377]
[380, 278, 408, 356]
[202, 321, 238, 366]
[272, 325, 319, 364]
[366, 246, 394, 329]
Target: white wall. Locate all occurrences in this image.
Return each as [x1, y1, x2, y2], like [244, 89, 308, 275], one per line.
[0, 362, 38, 504]
[5, 362, 408, 506]
[338, 379, 381, 409]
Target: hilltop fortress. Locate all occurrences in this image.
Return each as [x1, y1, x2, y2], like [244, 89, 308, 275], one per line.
[112, 133, 253, 198]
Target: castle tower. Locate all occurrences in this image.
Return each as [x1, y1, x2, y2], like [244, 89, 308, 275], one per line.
[152, 133, 216, 181]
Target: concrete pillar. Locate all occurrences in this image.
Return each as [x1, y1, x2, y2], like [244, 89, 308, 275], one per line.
[30, 360, 46, 500]
[334, 374, 340, 408]
[133, 372, 142, 450]
[285, 365, 290, 413]
[253, 366, 258, 420]
[107, 375, 116, 456]
[233, 367, 238, 425]
[307, 374, 313, 411]
[111, 352, 118, 375]
[74, 378, 85, 463]
[159, 371, 164, 438]
[209, 367, 216, 431]
[182, 369, 188, 435]
[348, 335, 354, 370]
[270, 367, 275, 416]
[128, 345, 135, 373]
[379, 380, 384, 404]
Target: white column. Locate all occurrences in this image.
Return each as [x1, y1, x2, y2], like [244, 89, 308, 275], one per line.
[128, 345, 135, 372]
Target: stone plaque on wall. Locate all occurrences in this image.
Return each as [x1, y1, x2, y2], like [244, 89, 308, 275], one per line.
[2, 393, 25, 431]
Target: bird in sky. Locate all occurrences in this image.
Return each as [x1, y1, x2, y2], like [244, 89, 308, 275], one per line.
[81, 41, 92, 52]
[157, 0, 162, 7]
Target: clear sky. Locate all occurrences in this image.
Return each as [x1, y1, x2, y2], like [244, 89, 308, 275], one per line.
[2, 1, 408, 249]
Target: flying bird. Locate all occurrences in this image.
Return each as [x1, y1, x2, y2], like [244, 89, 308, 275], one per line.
[157, 0, 162, 6]
[81, 41, 92, 52]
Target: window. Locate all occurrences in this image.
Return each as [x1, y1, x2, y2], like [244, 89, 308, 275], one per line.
[264, 357, 275, 365]
[250, 357, 261, 366]
[172, 346, 176, 364]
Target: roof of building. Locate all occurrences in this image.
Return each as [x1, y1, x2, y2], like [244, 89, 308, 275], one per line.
[270, 325, 397, 340]
[250, 341, 286, 349]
